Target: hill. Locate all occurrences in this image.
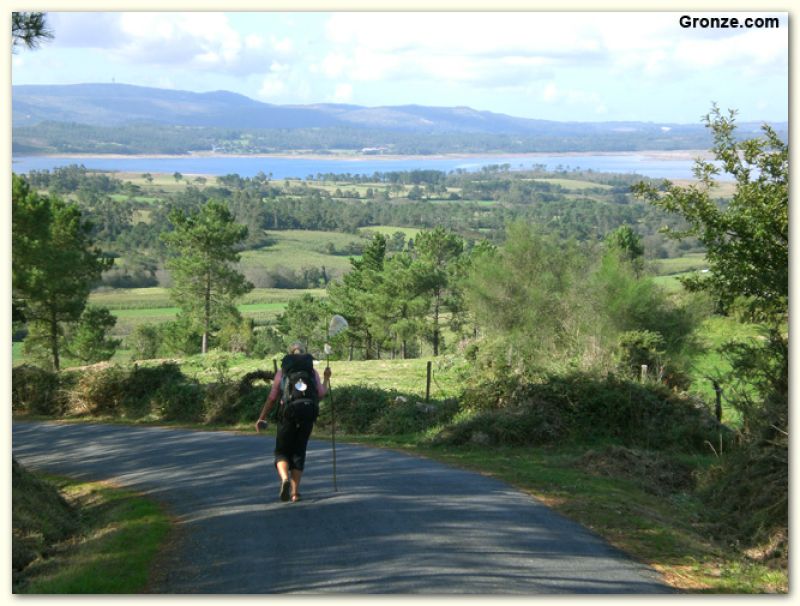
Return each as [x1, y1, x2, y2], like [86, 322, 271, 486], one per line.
[11, 83, 786, 155]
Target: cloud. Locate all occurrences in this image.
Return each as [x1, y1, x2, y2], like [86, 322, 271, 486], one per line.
[320, 11, 787, 90]
[47, 12, 292, 77]
[331, 83, 353, 103]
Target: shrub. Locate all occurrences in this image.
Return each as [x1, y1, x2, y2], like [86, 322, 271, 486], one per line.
[122, 363, 186, 418]
[67, 365, 129, 416]
[127, 324, 161, 361]
[369, 397, 460, 435]
[203, 381, 244, 425]
[154, 381, 205, 423]
[57, 362, 189, 419]
[316, 384, 458, 436]
[316, 384, 386, 434]
[65, 306, 121, 364]
[432, 373, 726, 451]
[12, 365, 63, 416]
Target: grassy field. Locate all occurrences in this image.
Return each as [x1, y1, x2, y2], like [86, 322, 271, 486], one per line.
[652, 253, 708, 276]
[359, 225, 422, 239]
[239, 230, 364, 274]
[531, 177, 613, 190]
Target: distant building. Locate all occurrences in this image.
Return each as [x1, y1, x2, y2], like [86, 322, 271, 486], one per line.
[361, 146, 390, 155]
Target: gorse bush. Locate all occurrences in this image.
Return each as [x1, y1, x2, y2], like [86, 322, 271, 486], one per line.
[67, 365, 129, 416]
[316, 384, 458, 435]
[430, 373, 725, 451]
[12, 365, 63, 416]
[153, 381, 205, 422]
[64, 362, 190, 418]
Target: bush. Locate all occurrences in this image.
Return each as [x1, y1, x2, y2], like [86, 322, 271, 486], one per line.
[203, 381, 243, 425]
[67, 365, 129, 416]
[316, 384, 458, 436]
[154, 381, 205, 423]
[62, 362, 191, 419]
[12, 459, 79, 574]
[12, 365, 63, 416]
[698, 431, 787, 563]
[122, 363, 186, 418]
[316, 384, 386, 434]
[127, 324, 161, 361]
[431, 373, 726, 451]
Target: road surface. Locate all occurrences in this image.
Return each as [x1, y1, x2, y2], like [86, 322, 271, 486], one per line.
[12, 420, 673, 594]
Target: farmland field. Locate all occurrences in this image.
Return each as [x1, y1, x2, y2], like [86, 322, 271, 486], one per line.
[531, 178, 613, 190]
[239, 230, 365, 274]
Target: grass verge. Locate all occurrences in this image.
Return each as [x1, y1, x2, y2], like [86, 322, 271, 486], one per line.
[14, 473, 172, 594]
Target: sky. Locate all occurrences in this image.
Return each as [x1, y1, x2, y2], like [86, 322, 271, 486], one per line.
[10, 11, 789, 124]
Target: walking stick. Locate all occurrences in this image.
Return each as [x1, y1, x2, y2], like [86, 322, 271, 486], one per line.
[325, 314, 348, 494]
[326, 348, 338, 492]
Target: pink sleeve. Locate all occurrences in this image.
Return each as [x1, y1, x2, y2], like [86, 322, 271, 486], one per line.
[315, 369, 327, 399]
[268, 370, 282, 401]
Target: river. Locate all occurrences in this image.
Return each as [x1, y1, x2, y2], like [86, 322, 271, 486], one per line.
[10, 151, 717, 181]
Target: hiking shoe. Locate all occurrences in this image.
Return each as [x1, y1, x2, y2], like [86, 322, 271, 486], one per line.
[279, 479, 291, 502]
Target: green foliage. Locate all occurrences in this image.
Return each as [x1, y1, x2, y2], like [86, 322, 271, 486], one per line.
[127, 323, 162, 361]
[12, 460, 78, 576]
[12, 174, 113, 370]
[464, 222, 594, 373]
[66, 305, 121, 364]
[316, 384, 458, 435]
[634, 108, 788, 555]
[152, 381, 205, 422]
[216, 317, 256, 355]
[275, 294, 329, 356]
[699, 425, 788, 560]
[605, 225, 644, 275]
[431, 373, 724, 451]
[158, 313, 202, 356]
[12, 364, 63, 416]
[67, 365, 130, 416]
[162, 199, 253, 353]
[121, 363, 186, 418]
[11, 11, 53, 51]
[633, 106, 787, 324]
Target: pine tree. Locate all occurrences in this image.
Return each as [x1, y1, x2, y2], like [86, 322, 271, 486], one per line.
[12, 175, 112, 370]
[162, 200, 252, 354]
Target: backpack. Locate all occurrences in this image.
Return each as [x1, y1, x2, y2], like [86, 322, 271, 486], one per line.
[278, 353, 319, 424]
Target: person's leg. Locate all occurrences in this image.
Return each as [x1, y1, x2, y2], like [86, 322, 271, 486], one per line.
[290, 469, 303, 500]
[274, 422, 293, 501]
[276, 459, 290, 481]
[289, 419, 315, 501]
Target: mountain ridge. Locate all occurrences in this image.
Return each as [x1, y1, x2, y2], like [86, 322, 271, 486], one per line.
[12, 83, 784, 155]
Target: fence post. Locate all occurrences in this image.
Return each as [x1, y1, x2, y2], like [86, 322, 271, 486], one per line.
[640, 364, 648, 383]
[712, 379, 723, 422]
[426, 361, 432, 402]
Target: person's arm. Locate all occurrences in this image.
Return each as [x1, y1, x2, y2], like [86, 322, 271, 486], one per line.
[315, 368, 331, 399]
[256, 371, 282, 432]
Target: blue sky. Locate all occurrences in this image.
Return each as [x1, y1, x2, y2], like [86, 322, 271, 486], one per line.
[11, 11, 789, 124]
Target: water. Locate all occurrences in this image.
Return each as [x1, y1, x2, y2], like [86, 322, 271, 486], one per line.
[10, 152, 714, 181]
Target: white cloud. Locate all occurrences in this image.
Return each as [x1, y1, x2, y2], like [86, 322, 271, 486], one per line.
[259, 76, 286, 98]
[321, 53, 349, 78]
[331, 83, 354, 103]
[542, 83, 559, 103]
[320, 11, 787, 90]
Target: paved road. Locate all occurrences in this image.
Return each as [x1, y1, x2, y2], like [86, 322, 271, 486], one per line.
[12, 421, 673, 594]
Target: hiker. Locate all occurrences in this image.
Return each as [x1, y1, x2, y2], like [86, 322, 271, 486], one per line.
[256, 342, 331, 503]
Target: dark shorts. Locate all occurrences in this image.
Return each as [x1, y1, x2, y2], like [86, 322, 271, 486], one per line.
[274, 418, 315, 471]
